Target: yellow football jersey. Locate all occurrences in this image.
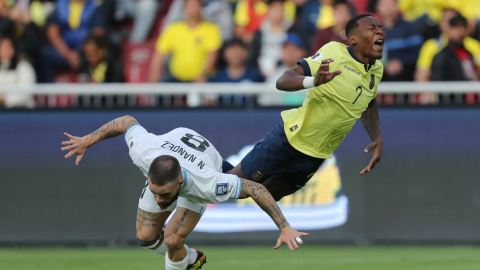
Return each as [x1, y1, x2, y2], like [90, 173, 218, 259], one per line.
[281, 42, 384, 159]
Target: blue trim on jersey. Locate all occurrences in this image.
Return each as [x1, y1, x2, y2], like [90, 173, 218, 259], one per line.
[235, 176, 242, 199]
[181, 170, 188, 190]
[347, 47, 374, 72]
[125, 125, 141, 142]
[298, 59, 312, 76]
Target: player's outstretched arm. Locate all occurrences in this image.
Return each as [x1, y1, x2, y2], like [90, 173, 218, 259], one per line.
[61, 115, 139, 166]
[276, 59, 342, 92]
[360, 99, 383, 175]
[238, 179, 309, 251]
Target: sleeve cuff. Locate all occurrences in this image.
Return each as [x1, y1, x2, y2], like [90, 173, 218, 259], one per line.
[125, 125, 141, 142]
[298, 59, 312, 76]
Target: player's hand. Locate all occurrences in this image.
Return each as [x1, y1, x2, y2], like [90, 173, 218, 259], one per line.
[360, 140, 382, 175]
[274, 226, 309, 251]
[313, 58, 342, 86]
[61, 132, 89, 166]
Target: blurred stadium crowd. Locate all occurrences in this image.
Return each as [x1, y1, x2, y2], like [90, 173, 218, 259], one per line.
[0, 0, 480, 108]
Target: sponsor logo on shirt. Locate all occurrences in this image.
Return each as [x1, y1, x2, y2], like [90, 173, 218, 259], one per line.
[215, 183, 229, 196]
[344, 65, 360, 76]
[290, 125, 298, 132]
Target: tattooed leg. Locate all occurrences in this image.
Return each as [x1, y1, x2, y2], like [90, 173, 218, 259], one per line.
[136, 208, 170, 251]
[163, 207, 202, 261]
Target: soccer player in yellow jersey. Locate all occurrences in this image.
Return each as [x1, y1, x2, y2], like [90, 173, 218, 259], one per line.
[228, 14, 384, 201]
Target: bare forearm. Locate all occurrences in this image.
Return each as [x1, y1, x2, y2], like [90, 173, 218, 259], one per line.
[276, 69, 307, 92]
[361, 100, 382, 142]
[239, 179, 290, 230]
[87, 116, 139, 147]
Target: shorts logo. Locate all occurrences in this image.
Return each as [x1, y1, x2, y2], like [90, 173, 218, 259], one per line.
[252, 171, 264, 181]
[290, 125, 298, 132]
[130, 142, 134, 148]
[215, 183, 228, 196]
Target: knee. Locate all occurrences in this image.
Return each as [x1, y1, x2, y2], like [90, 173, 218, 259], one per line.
[136, 229, 163, 248]
[163, 233, 186, 254]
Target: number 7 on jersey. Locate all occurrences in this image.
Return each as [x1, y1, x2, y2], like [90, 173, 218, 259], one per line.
[352, 86, 362, 104]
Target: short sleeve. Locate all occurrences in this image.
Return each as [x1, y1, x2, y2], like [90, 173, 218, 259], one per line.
[204, 24, 222, 52]
[208, 172, 243, 203]
[298, 42, 342, 77]
[125, 125, 147, 146]
[156, 24, 174, 54]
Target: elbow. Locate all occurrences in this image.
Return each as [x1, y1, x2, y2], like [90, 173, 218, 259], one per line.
[276, 76, 286, 91]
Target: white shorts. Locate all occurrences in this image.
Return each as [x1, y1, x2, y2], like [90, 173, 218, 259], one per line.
[138, 180, 208, 215]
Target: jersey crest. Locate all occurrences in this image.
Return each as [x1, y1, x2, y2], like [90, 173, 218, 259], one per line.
[215, 183, 228, 196]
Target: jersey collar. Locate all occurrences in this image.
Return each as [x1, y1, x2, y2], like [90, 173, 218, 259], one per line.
[347, 47, 375, 72]
[180, 170, 188, 191]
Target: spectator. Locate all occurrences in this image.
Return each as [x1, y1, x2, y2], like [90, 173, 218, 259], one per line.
[266, 33, 306, 84]
[291, 0, 319, 50]
[316, 0, 335, 30]
[0, 0, 42, 61]
[114, 0, 159, 43]
[164, 0, 234, 41]
[377, 0, 422, 81]
[234, 0, 295, 43]
[415, 9, 480, 82]
[249, 0, 292, 77]
[0, 37, 36, 108]
[149, 0, 222, 82]
[259, 33, 306, 106]
[38, 0, 106, 83]
[310, 0, 351, 55]
[210, 38, 263, 83]
[78, 35, 124, 83]
[431, 14, 479, 81]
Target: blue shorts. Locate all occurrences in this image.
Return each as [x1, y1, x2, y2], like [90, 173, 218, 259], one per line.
[240, 122, 324, 190]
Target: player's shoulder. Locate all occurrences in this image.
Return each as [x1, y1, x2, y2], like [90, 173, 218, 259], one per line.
[308, 42, 346, 62]
[320, 41, 347, 54]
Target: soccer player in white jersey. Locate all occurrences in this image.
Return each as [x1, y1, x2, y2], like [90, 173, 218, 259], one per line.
[61, 115, 308, 270]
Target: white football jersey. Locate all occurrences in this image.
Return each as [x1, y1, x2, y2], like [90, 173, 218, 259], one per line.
[125, 125, 242, 204]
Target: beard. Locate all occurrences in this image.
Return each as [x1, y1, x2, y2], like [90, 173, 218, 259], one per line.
[158, 190, 180, 210]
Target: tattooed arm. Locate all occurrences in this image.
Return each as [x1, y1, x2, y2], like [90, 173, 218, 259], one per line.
[61, 115, 139, 165]
[239, 179, 309, 250]
[359, 99, 383, 175]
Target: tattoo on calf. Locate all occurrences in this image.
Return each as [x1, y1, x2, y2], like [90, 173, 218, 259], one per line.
[174, 210, 189, 235]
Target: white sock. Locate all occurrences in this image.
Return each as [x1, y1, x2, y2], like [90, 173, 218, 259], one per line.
[184, 244, 197, 265]
[165, 252, 188, 270]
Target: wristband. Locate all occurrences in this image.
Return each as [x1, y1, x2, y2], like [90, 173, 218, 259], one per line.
[302, 77, 315, 89]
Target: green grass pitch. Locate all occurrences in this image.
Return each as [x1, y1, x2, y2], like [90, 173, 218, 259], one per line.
[1, 246, 479, 270]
